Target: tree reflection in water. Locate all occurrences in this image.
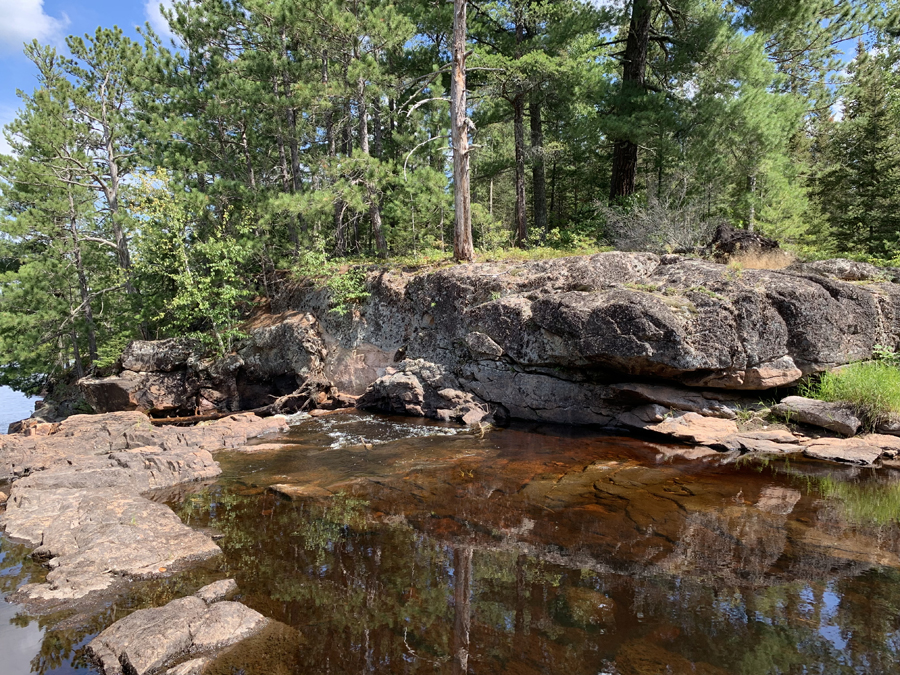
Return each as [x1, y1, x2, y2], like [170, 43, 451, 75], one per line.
[4, 418, 900, 674]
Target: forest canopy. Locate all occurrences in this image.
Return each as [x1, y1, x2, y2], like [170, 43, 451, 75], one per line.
[0, 0, 898, 392]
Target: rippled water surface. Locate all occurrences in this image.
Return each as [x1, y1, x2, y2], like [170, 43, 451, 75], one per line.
[5, 412, 900, 674]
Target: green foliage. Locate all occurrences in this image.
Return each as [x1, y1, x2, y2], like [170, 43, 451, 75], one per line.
[130, 169, 253, 355]
[800, 361, 900, 427]
[0, 0, 895, 386]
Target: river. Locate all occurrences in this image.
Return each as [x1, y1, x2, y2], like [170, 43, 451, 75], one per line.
[3, 412, 900, 673]
[0, 386, 36, 435]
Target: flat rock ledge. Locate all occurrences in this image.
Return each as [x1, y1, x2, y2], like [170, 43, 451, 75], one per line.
[0, 411, 287, 610]
[87, 580, 281, 675]
[618, 402, 899, 467]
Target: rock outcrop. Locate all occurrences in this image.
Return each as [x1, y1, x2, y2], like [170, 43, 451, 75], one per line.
[0, 411, 286, 609]
[74, 252, 900, 441]
[79, 313, 328, 416]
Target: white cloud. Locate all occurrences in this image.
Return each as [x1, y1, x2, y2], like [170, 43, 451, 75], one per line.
[0, 0, 68, 54]
[145, 0, 176, 39]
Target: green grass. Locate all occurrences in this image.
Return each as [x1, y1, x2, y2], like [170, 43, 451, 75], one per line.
[800, 361, 900, 428]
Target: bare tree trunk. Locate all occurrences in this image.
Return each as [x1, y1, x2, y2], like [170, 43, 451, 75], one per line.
[450, 0, 475, 262]
[530, 93, 547, 239]
[513, 12, 528, 247]
[452, 546, 473, 675]
[358, 78, 387, 256]
[747, 172, 757, 231]
[609, 0, 652, 201]
[513, 92, 527, 246]
[68, 196, 98, 365]
[323, 51, 335, 156]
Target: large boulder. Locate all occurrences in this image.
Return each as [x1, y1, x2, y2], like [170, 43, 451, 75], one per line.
[87, 581, 274, 675]
[121, 339, 196, 373]
[79, 370, 195, 414]
[771, 396, 861, 436]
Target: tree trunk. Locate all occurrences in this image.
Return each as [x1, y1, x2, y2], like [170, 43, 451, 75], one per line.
[67, 193, 98, 365]
[609, 0, 652, 201]
[514, 92, 527, 246]
[358, 78, 387, 256]
[530, 93, 548, 239]
[450, 0, 475, 262]
[513, 11, 528, 247]
[451, 546, 473, 675]
[747, 172, 757, 231]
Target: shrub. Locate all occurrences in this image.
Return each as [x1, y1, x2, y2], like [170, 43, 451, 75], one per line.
[800, 361, 900, 427]
[598, 195, 724, 254]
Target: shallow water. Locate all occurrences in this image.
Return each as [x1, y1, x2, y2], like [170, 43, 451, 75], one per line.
[5, 413, 900, 674]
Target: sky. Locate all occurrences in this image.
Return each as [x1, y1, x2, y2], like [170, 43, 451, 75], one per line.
[0, 0, 174, 154]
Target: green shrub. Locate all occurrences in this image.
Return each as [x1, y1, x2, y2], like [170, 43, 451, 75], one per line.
[800, 361, 900, 427]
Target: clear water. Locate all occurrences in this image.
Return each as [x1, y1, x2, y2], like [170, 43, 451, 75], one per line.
[4, 413, 900, 674]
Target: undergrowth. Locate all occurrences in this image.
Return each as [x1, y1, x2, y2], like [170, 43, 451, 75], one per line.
[799, 360, 900, 428]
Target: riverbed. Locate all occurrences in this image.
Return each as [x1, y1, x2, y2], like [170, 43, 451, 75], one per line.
[3, 412, 900, 674]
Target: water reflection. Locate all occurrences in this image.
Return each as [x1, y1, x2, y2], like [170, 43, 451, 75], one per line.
[4, 414, 900, 673]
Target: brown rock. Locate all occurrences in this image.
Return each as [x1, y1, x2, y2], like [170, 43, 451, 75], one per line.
[771, 396, 861, 436]
[269, 484, 333, 500]
[803, 437, 882, 465]
[645, 412, 740, 449]
[0, 491, 7, 505]
[610, 382, 739, 419]
[756, 486, 801, 515]
[860, 433, 900, 458]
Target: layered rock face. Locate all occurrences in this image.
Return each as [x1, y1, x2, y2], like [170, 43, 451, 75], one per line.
[78, 253, 900, 428]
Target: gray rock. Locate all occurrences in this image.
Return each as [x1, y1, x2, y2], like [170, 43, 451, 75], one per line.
[121, 339, 196, 373]
[771, 396, 861, 436]
[801, 258, 892, 282]
[610, 382, 739, 419]
[465, 331, 504, 358]
[359, 359, 490, 424]
[0, 411, 286, 609]
[78, 370, 194, 415]
[166, 658, 210, 675]
[87, 595, 268, 675]
[194, 578, 238, 604]
[803, 437, 882, 465]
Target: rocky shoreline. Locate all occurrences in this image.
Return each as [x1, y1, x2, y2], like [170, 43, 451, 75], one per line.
[6, 251, 900, 673]
[67, 252, 900, 465]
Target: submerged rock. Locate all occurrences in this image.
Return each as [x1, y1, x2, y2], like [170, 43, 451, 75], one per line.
[771, 396, 861, 436]
[87, 581, 268, 675]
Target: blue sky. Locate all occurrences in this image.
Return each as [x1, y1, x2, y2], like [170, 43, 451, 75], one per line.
[0, 0, 174, 154]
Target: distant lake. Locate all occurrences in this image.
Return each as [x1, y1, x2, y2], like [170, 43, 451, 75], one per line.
[0, 385, 36, 434]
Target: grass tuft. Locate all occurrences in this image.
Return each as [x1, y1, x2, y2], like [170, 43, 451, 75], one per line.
[800, 361, 900, 428]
